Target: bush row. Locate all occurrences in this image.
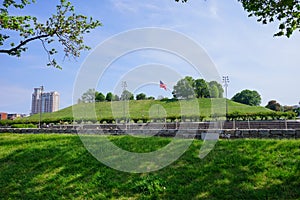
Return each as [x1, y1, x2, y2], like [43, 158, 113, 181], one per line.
[0, 111, 297, 126]
[226, 111, 297, 121]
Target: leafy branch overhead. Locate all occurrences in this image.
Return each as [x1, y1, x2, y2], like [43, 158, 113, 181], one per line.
[177, 0, 300, 38]
[0, 0, 101, 69]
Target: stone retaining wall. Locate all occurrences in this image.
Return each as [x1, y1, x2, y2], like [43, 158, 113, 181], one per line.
[1, 128, 299, 139]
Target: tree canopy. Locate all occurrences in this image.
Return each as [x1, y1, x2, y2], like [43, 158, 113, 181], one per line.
[80, 88, 96, 103]
[172, 76, 195, 99]
[238, 0, 300, 38]
[266, 100, 282, 111]
[79, 89, 120, 103]
[105, 92, 114, 101]
[136, 93, 147, 100]
[120, 90, 134, 101]
[177, 0, 300, 38]
[231, 89, 262, 106]
[95, 92, 105, 102]
[0, 0, 101, 69]
[172, 76, 223, 99]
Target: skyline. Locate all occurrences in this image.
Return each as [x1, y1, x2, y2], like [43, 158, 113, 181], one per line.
[1, 0, 300, 114]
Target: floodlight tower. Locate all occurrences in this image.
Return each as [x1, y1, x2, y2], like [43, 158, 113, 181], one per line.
[222, 76, 229, 119]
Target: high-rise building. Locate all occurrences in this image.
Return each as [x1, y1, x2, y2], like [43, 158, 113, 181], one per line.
[31, 87, 60, 115]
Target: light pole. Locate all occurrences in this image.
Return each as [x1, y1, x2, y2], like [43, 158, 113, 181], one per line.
[121, 81, 127, 129]
[39, 85, 44, 129]
[222, 76, 229, 120]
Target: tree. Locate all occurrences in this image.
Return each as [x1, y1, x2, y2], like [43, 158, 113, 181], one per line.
[172, 76, 195, 99]
[0, 0, 101, 68]
[105, 92, 114, 101]
[208, 81, 224, 98]
[147, 96, 155, 100]
[120, 90, 134, 100]
[114, 94, 120, 101]
[294, 107, 300, 116]
[266, 100, 282, 111]
[95, 92, 105, 102]
[283, 105, 294, 112]
[194, 78, 209, 98]
[80, 88, 96, 103]
[238, 0, 300, 37]
[231, 89, 261, 106]
[136, 93, 146, 100]
[209, 85, 219, 98]
[177, 0, 300, 38]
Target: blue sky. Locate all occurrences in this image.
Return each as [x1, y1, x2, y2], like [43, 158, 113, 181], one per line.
[1, 0, 300, 114]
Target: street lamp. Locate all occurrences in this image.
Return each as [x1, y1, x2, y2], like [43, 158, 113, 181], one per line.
[222, 76, 229, 120]
[39, 85, 44, 129]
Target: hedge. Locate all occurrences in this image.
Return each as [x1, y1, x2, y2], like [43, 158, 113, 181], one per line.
[0, 111, 297, 127]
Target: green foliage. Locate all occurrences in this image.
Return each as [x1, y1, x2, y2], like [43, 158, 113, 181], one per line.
[227, 111, 297, 121]
[105, 92, 114, 101]
[1, 98, 285, 126]
[0, 0, 101, 68]
[232, 89, 262, 106]
[80, 89, 119, 103]
[209, 84, 219, 98]
[114, 94, 120, 101]
[238, 0, 300, 37]
[80, 88, 96, 103]
[173, 76, 195, 99]
[0, 134, 299, 199]
[95, 92, 105, 102]
[173, 77, 224, 99]
[131, 175, 166, 197]
[179, 0, 300, 38]
[194, 78, 209, 98]
[147, 96, 155, 100]
[294, 107, 300, 116]
[136, 93, 147, 100]
[120, 90, 134, 100]
[266, 100, 282, 111]
[208, 81, 224, 98]
[14, 98, 274, 125]
[10, 123, 37, 128]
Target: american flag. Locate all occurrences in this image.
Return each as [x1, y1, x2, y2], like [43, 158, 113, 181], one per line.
[159, 80, 167, 90]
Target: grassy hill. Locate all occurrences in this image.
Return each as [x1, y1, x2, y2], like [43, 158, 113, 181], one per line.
[0, 134, 299, 199]
[26, 98, 271, 122]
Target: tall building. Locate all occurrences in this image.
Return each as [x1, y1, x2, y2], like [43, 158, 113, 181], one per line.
[31, 87, 60, 115]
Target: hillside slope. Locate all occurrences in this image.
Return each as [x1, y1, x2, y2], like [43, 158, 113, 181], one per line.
[27, 98, 271, 121]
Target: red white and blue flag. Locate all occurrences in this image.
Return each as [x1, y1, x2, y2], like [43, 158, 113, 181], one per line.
[159, 80, 167, 91]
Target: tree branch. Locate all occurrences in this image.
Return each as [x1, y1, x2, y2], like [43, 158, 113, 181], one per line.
[0, 34, 49, 55]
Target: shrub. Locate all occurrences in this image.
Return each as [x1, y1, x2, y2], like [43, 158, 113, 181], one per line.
[11, 124, 37, 128]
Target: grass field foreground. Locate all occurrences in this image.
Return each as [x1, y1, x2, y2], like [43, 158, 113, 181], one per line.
[0, 134, 299, 199]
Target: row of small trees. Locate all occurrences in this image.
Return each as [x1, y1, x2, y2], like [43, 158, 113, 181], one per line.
[227, 111, 296, 121]
[78, 89, 155, 103]
[0, 111, 297, 127]
[79, 77, 224, 103]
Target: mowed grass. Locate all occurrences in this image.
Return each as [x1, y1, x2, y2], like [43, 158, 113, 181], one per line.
[0, 134, 299, 199]
[27, 98, 271, 121]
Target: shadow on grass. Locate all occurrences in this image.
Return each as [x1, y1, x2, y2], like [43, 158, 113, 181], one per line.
[0, 134, 299, 199]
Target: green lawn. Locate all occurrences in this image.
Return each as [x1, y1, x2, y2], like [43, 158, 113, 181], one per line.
[0, 134, 299, 199]
[26, 98, 271, 121]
